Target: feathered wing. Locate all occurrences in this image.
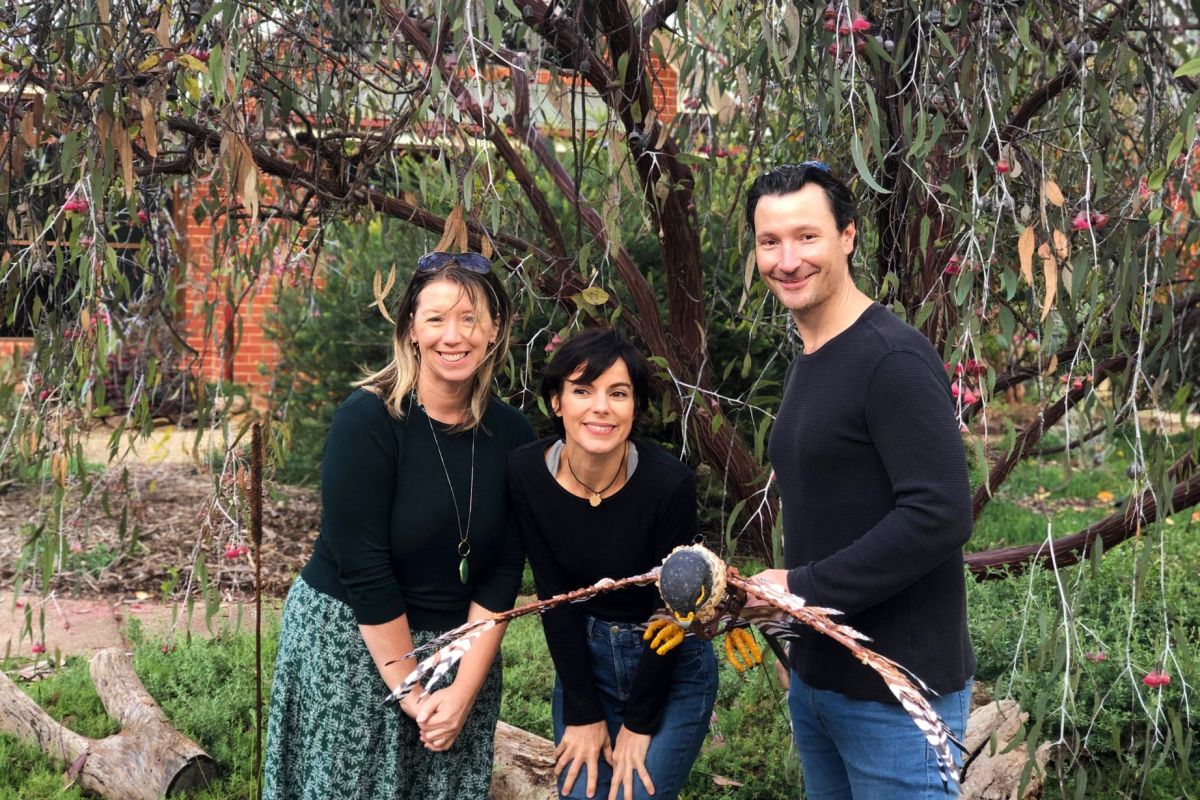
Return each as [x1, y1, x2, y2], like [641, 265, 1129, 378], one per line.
[381, 568, 662, 706]
[726, 573, 965, 790]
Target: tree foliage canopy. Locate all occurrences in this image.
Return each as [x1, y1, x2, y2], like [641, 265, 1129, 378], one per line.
[4, 0, 1198, 559]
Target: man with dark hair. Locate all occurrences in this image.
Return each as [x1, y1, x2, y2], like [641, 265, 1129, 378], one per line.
[743, 162, 975, 797]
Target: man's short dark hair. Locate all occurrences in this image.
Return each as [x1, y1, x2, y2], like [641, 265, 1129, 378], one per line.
[540, 328, 651, 435]
[745, 163, 858, 236]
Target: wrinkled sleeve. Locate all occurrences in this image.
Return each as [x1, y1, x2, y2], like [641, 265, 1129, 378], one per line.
[786, 351, 973, 616]
[474, 413, 536, 613]
[320, 392, 405, 625]
[623, 471, 697, 734]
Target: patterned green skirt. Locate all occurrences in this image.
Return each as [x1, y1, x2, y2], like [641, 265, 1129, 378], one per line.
[263, 577, 502, 800]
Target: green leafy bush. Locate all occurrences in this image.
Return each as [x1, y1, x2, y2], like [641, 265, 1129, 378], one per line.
[963, 430, 1198, 796]
[263, 221, 417, 484]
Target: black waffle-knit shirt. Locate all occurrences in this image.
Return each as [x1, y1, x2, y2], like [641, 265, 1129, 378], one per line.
[770, 303, 976, 702]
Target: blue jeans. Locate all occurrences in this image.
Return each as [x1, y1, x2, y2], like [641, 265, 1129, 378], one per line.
[552, 617, 718, 800]
[788, 673, 972, 799]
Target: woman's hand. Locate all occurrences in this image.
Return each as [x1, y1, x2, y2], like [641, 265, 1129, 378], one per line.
[608, 726, 654, 800]
[397, 692, 422, 722]
[556, 720, 613, 798]
[414, 684, 476, 752]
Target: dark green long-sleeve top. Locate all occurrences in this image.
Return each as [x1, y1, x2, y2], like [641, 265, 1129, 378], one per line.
[301, 388, 535, 630]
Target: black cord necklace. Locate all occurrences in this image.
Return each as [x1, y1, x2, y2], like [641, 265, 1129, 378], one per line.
[414, 392, 475, 584]
[563, 442, 627, 507]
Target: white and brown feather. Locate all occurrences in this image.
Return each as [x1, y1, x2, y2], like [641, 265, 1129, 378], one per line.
[727, 572, 961, 788]
[382, 549, 962, 789]
[382, 569, 660, 705]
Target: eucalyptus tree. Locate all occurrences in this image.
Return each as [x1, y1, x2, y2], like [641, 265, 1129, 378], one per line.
[2, 0, 1198, 569]
[2, 0, 1199, 793]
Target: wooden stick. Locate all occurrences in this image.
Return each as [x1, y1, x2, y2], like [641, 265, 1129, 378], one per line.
[251, 421, 264, 798]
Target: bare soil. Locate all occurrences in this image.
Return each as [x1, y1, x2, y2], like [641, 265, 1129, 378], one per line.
[1, 424, 318, 657]
[0, 462, 320, 601]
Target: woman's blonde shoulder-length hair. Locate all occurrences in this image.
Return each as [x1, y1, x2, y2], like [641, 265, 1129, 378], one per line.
[356, 261, 514, 432]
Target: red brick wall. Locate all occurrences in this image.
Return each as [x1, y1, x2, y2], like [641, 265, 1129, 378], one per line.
[178, 184, 282, 399]
[0, 339, 32, 361]
[649, 56, 679, 122]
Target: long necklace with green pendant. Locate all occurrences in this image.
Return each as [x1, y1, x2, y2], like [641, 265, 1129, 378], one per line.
[419, 395, 476, 585]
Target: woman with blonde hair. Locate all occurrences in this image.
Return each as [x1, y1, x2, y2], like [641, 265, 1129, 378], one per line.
[264, 251, 534, 799]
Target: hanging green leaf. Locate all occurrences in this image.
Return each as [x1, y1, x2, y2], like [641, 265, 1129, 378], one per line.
[850, 135, 891, 194]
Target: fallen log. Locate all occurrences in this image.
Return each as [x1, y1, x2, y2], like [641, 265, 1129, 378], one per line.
[961, 700, 1051, 799]
[0, 647, 216, 798]
[490, 720, 556, 800]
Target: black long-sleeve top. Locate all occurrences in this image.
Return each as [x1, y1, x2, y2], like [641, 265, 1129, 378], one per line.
[301, 389, 534, 629]
[769, 303, 976, 702]
[508, 437, 697, 734]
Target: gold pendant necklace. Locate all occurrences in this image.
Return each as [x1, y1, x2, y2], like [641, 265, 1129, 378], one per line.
[564, 442, 626, 507]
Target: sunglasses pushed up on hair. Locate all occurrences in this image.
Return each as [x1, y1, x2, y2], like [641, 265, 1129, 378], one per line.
[415, 251, 493, 275]
[776, 160, 831, 175]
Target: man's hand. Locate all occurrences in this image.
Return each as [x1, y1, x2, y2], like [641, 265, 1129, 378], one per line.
[608, 726, 654, 800]
[415, 683, 476, 752]
[744, 568, 789, 607]
[556, 720, 613, 798]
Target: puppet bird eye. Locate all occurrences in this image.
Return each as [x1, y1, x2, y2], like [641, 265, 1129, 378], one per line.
[695, 585, 706, 606]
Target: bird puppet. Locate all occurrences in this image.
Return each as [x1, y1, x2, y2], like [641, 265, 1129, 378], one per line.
[383, 543, 965, 789]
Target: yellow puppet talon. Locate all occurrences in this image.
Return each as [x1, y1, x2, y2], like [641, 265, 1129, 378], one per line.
[724, 628, 762, 672]
[655, 626, 685, 655]
[643, 618, 670, 642]
[724, 633, 746, 671]
[644, 619, 686, 655]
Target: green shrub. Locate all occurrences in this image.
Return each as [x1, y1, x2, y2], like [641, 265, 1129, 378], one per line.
[968, 516, 1199, 798]
[681, 655, 798, 799]
[499, 614, 555, 739]
[264, 221, 416, 484]
[0, 616, 277, 800]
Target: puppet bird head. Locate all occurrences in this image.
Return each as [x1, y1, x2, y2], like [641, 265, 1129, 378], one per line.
[659, 544, 726, 625]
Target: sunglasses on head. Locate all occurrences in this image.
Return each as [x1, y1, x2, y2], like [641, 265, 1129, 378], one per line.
[415, 251, 493, 275]
[781, 160, 831, 174]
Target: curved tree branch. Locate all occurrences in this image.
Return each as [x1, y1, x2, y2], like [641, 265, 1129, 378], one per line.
[987, 293, 1200, 396]
[989, 0, 1136, 156]
[967, 469, 1200, 579]
[971, 358, 1119, 520]
[514, 0, 708, 378]
[163, 117, 550, 264]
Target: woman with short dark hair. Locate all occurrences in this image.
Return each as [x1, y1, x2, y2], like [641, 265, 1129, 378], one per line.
[264, 252, 534, 799]
[508, 327, 717, 800]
